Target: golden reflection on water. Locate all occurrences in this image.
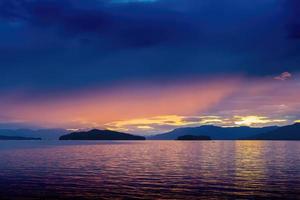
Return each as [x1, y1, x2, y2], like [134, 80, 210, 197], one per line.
[234, 141, 268, 196]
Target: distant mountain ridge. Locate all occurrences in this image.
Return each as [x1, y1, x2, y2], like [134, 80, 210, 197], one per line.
[0, 135, 41, 140]
[149, 125, 278, 140]
[0, 129, 70, 140]
[246, 123, 300, 140]
[59, 129, 146, 140]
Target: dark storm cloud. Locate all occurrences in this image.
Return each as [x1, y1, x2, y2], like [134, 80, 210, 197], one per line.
[0, 0, 300, 95]
[0, 0, 197, 47]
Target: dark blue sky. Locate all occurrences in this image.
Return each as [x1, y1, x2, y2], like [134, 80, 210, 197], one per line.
[0, 0, 299, 94]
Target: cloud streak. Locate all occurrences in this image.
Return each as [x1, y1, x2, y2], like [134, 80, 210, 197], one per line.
[274, 72, 292, 81]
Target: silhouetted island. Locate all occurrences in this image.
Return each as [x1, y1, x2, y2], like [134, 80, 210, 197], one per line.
[246, 123, 300, 140]
[59, 129, 145, 140]
[0, 135, 41, 140]
[177, 135, 211, 140]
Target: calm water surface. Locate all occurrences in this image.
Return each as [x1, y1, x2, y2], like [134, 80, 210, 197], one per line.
[0, 141, 299, 200]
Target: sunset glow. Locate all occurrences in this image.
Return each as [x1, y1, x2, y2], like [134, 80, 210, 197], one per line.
[0, 74, 299, 134]
[0, 0, 299, 134]
[106, 115, 289, 134]
[234, 116, 287, 127]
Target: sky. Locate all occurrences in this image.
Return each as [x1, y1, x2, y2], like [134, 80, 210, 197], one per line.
[0, 0, 300, 135]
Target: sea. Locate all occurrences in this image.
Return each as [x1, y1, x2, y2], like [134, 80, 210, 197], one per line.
[0, 141, 299, 200]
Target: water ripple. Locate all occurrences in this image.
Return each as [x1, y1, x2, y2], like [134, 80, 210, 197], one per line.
[0, 141, 299, 199]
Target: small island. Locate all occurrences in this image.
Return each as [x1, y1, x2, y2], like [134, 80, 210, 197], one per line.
[177, 135, 211, 141]
[0, 135, 41, 140]
[59, 129, 145, 140]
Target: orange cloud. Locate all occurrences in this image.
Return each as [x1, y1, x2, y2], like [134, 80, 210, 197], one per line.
[233, 116, 287, 127]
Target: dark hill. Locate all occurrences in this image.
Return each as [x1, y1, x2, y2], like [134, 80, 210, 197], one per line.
[246, 123, 300, 140]
[59, 129, 145, 140]
[149, 125, 278, 140]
